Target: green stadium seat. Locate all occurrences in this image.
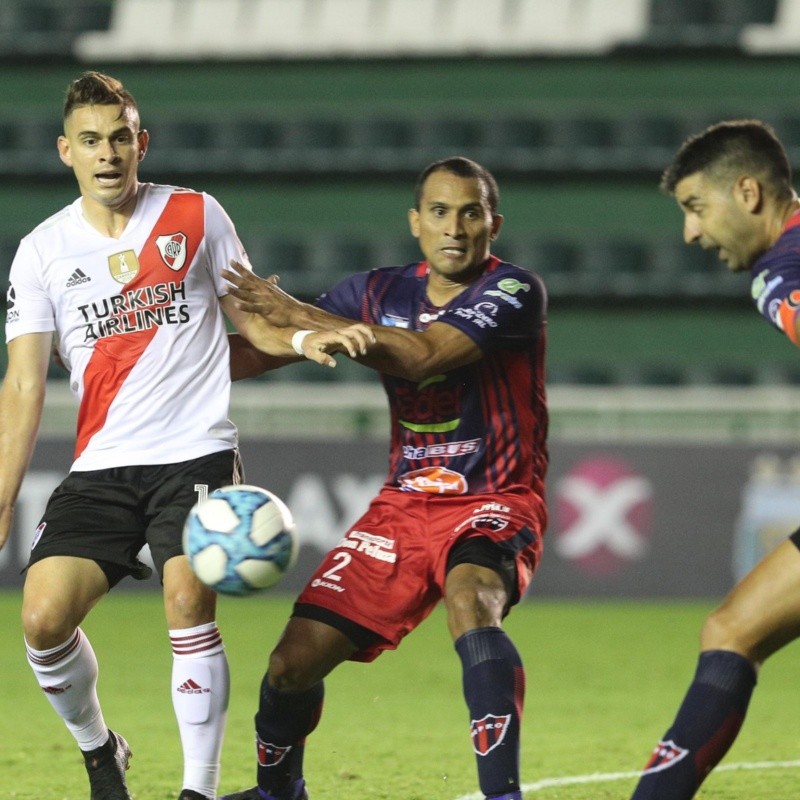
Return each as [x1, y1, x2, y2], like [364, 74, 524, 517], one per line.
[0, 1, 110, 55]
[279, 119, 349, 171]
[345, 118, 416, 171]
[629, 363, 691, 386]
[309, 236, 375, 293]
[244, 235, 311, 297]
[612, 114, 688, 171]
[143, 118, 228, 174]
[701, 363, 761, 386]
[650, 238, 740, 298]
[547, 363, 622, 386]
[505, 239, 586, 296]
[548, 116, 615, 170]
[372, 236, 423, 268]
[480, 117, 550, 170]
[580, 240, 653, 297]
[7, 117, 63, 176]
[413, 119, 484, 162]
[708, 0, 777, 26]
[227, 119, 285, 171]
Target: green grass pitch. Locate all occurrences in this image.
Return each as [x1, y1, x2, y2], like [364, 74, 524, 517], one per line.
[1, 591, 799, 799]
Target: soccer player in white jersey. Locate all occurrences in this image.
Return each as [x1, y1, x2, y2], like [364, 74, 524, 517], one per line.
[0, 71, 370, 800]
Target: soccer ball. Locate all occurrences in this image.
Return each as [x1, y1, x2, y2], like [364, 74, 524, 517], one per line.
[183, 485, 298, 596]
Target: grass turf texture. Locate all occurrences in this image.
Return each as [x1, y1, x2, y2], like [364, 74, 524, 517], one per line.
[1, 592, 799, 799]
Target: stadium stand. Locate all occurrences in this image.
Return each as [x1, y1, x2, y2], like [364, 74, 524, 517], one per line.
[2, 1, 799, 386]
[0, 1, 110, 57]
[74, 0, 651, 61]
[0, 110, 786, 180]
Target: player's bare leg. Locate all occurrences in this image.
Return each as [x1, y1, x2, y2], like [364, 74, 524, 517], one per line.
[631, 538, 800, 799]
[222, 618, 356, 800]
[22, 556, 132, 799]
[164, 555, 230, 800]
[445, 563, 524, 800]
[702, 538, 800, 661]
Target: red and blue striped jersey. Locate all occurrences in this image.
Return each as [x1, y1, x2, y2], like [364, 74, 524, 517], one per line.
[751, 212, 800, 345]
[317, 256, 548, 506]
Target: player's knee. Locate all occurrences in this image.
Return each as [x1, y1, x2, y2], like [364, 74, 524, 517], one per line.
[21, 597, 74, 649]
[165, 582, 216, 628]
[701, 605, 745, 652]
[267, 647, 316, 692]
[446, 583, 505, 636]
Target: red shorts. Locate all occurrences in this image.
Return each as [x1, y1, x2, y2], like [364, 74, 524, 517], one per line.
[294, 487, 545, 661]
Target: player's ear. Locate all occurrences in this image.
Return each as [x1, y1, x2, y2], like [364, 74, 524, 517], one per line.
[137, 129, 149, 161]
[57, 134, 72, 168]
[735, 175, 763, 213]
[408, 207, 421, 238]
[490, 213, 504, 240]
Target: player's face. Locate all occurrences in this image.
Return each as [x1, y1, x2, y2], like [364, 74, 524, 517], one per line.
[58, 103, 148, 215]
[674, 171, 763, 272]
[409, 170, 503, 283]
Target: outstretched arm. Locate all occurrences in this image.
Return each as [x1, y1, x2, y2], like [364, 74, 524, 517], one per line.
[223, 261, 484, 381]
[220, 293, 374, 371]
[227, 332, 297, 381]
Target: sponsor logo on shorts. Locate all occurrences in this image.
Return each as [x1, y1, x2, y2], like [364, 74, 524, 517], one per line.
[310, 578, 346, 592]
[641, 740, 690, 774]
[470, 713, 511, 755]
[399, 466, 467, 494]
[257, 736, 292, 767]
[337, 530, 397, 563]
[454, 502, 512, 534]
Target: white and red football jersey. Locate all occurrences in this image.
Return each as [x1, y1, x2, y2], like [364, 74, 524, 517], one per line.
[6, 183, 247, 470]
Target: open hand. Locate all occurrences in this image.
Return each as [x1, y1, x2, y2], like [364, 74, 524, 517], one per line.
[301, 325, 376, 368]
[222, 260, 299, 327]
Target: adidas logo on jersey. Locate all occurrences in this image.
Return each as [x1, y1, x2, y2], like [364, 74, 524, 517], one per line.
[66, 268, 91, 287]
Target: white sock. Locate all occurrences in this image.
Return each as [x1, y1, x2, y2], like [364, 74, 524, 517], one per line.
[170, 622, 230, 799]
[25, 628, 109, 751]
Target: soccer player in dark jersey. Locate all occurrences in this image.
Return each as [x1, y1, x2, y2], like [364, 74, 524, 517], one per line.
[628, 120, 800, 799]
[220, 156, 549, 800]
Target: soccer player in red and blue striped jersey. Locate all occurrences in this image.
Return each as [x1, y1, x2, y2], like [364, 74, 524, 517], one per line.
[630, 120, 800, 799]
[222, 156, 548, 800]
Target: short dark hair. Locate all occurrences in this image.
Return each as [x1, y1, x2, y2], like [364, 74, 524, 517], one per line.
[63, 71, 139, 124]
[414, 156, 500, 213]
[661, 119, 793, 201]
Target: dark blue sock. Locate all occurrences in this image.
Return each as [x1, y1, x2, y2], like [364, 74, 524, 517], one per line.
[455, 627, 525, 799]
[631, 650, 756, 799]
[254, 673, 323, 797]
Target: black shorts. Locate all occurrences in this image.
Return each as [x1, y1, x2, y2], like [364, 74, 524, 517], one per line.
[27, 449, 242, 588]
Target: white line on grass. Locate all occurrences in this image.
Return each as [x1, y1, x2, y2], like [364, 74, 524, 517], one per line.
[452, 759, 800, 799]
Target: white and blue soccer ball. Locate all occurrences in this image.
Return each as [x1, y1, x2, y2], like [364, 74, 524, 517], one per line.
[183, 484, 298, 596]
